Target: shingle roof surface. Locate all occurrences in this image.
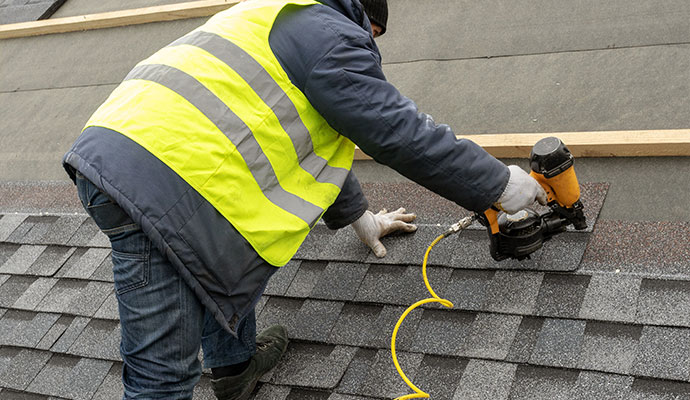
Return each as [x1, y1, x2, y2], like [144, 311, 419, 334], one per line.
[1, 179, 690, 399]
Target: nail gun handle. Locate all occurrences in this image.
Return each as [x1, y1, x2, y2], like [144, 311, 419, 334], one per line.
[529, 166, 581, 208]
[477, 207, 500, 235]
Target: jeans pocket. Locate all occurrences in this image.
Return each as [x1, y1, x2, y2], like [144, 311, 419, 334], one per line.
[76, 173, 137, 236]
[112, 248, 150, 295]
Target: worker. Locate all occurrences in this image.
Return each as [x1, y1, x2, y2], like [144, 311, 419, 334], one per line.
[62, 0, 546, 398]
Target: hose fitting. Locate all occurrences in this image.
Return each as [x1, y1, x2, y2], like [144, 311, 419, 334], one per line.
[446, 215, 475, 236]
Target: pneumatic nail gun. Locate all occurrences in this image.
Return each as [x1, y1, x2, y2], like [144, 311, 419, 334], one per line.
[476, 137, 587, 261]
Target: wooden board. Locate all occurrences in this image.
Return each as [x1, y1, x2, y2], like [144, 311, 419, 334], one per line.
[0, 0, 238, 39]
[354, 130, 690, 159]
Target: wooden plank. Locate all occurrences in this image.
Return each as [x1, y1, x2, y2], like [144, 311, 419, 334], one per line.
[353, 129, 690, 160]
[0, 0, 238, 39]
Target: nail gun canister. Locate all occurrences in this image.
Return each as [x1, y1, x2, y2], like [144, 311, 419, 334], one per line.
[529, 137, 587, 230]
[530, 138, 579, 207]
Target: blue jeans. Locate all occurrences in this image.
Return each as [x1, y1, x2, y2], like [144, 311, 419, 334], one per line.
[76, 173, 256, 399]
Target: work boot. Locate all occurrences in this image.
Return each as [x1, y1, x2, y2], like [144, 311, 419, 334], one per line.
[211, 325, 289, 400]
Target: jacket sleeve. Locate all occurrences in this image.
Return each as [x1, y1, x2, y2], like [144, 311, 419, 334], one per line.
[321, 170, 368, 230]
[303, 37, 509, 213]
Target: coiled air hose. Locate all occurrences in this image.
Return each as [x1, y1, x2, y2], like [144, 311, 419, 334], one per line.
[391, 215, 475, 400]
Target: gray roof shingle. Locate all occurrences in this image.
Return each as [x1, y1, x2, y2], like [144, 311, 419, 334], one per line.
[2, 164, 689, 398]
[452, 359, 516, 400]
[577, 321, 641, 375]
[529, 318, 586, 369]
[509, 365, 579, 400]
[632, 326, 690, 381]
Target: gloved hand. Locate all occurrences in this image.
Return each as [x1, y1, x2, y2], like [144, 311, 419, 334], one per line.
[351, 208, 417, 258]
[495, 165, 548, 214]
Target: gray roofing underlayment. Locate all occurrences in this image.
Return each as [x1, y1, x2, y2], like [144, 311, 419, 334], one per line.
[2, 0, 690, 399]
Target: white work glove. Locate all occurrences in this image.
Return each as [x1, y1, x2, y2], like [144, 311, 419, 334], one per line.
[351, 208, 417, 258]
[495, 165, 548, 214]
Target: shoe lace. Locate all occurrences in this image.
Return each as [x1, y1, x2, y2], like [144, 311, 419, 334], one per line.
[257, 342, 270, 351]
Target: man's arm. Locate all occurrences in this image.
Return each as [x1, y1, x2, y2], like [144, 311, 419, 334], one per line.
[321, 171, 368, 230]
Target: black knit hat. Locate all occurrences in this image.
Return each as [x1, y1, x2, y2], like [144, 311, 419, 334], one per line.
[360, 0, 388, 35]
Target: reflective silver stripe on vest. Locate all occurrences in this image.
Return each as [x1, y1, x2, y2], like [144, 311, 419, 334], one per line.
[169, 31, 349, 188]
[125, 63, 323, 226]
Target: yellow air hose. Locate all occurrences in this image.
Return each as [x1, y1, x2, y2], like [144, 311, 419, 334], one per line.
[390, 216, 475, 400]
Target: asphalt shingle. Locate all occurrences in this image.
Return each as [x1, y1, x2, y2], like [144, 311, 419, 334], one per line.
[462, 313, 522, 359]
[0, 347, 18, 378]
[249, 384, 291, 400]
[410, 309, 476, 356]
[577, 321, 641, 375]
[56, 248, 110, 280]
[310, 262, 369, 301]
[89, 255, 114, 283]
[0, 275, 37, 307]
[441, 269, 494, 311]
[509, 365, 579, 400]
[578, 273, 642, 323]
[11, 277, 57, 310]
[0, 310, 59, 348]
[318, 226, 371, 263]
[636, 278, 690, 327]
[91, 363, 122, 400]
[368, 305, 424, 351]
[364, 224, 452, 267]
[412, 355, 468, 399]
[0, 244, 46, 275]
[338, 348, 423, 398]
[0, 349, 51, 391]
[632, 325, 690, 381]
[93, 291, 118, 320]
[355, 264, 451, 306]
[0, 243, 20, 271]
[25, 246, 76, 277]
[285, 388, 330, 400]
[256, 297, 303, 336]
[482, 270, 544, 314]
[581, 221, 690, 277]
[39, 215, 88, 246]
[36, 279, 112, 317]
[290, 299, 344, 342]
[506, 316, 544, 363]
[36, 315, 75, 351]
[284, 260, 327, 298]
[530, 318, 586, 369]
[571, 372, 633, 400]
[50, 316, 90, 354]
[3, 216, 47, 244]
[270, 343, 357, 390]
[452, 359, 516, 400]
[534, 233, 590, 272]
[66, 219, 103, 248]
[17, 216, 59, 245]
[27, 354, 113, 400]
[263, 260, 300, 296]
[329, 304, 399, 348]
[293, 224, 337, 261]
[0, 214, 26, 242]
[4, 217, 36, 243]
[534, 273, 590, 318]
[630, 378, 690, 400]
[67, 319, 121, 361]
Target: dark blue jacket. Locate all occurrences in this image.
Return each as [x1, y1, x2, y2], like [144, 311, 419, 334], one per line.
[63, 0, 508, 334]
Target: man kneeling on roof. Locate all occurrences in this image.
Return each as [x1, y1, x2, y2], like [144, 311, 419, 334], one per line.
[62, 0, 545, 398]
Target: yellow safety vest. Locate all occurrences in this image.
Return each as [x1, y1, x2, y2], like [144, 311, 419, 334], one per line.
[84, 0, 355, 266]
